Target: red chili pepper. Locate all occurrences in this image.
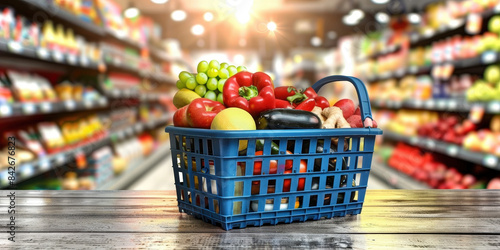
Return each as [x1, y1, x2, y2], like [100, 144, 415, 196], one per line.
[314, 96, 330, 109]
[294, 98, 315, 112]
[275, 99, 294, 109]
[303, 87, 318, 99]
[275, 86, 298, 100]
[223, 71, 275, 117]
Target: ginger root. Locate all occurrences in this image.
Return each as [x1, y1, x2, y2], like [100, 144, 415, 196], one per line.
[322, 107, 351, 129]
[312, 106, 326, 124]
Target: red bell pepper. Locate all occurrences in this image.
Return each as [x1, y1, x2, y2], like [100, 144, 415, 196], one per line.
[223, 71, 275, 117]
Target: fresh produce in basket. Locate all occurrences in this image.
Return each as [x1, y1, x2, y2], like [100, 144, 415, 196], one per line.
[256, 109, 322, 129]
[223, 71, 276, 117]
[173, 88, 200, 109]
[186, 98, 225, 129]
[176, 60, 247, 104]
[211, 108, 256, 151]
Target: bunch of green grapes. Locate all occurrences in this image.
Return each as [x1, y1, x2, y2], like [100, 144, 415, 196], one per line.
[176, 60, 247, 104]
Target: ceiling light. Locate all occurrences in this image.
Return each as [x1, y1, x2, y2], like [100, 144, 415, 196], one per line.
[408, 13, 421, 24]
[372, 0, 390, 4]
[151, 0, 168, 4]
[204, 12, 214, 22]
[342, 14, 359, 26]
[350, 9, 365, 20]
[191, 24, 205, 36]
[267, 21, 277, 31]
[124, 3, 140, 19]
[375, 12, 390, 23]
[235, 11, 250, 24]
[311, 36, 322, 47]
[171, 10, 186, 21]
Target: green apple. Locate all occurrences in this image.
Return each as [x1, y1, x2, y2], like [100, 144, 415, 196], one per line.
[489, 16, 500, 33]
[485, 65, 500, 83]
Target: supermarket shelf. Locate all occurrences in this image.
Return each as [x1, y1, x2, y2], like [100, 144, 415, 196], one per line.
[0, 98, 109, 119]
[105, 60, 176, 83]
[410, 19, 466, 48]
[0, 40, 101, 71]
[0, 116, 170, 189]
[383, 131, 500, 171]
[366, 52, 500, 83]
[372, 99, 500, 114]
[0, 133, 110, 189]
[371, 160, 431, 189]
[410, 8, 499, 48]
[99, 143, 170, 190]
[13, 0, 105, 39]
[359, 45, 401, 62]
[150, 48, 194, 71]
[109, 115, 171, 141]
[104, 28, 143, 50]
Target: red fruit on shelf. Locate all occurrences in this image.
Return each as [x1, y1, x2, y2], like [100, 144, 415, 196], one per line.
[333, 99, 356, 119]
[461, 174, 476, 188]
[461, 120, 476, 134]
[438, 122, 449, 132]
[446, 116, 459, 127]
[487, 178, 500, 189]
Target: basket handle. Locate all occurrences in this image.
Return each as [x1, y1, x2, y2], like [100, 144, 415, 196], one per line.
[311, 75, 374, 127]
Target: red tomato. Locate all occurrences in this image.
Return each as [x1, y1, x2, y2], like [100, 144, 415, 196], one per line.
[283, 159, 307, 192]
[284, 150, 293, 170]
[253, 151, 277, 175]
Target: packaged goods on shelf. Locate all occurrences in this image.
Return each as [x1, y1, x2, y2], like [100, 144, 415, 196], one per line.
[53, 0, 101, 25]
[0, 75, 14, 104]
[101, 73, 141, 94]
[77, 146, 114, 189]
[0, 7, 102, 64]
[5, 70, 57, 102]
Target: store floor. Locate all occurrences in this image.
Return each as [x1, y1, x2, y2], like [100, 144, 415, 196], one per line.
[129, 157, 393, 190]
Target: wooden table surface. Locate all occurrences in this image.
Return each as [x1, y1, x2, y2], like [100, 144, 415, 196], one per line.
[1, 190, 500, 249]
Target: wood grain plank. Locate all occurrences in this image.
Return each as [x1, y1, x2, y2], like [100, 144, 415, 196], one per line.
[5, 205, 500, 218]
[6, 190, 500, 207]
[2, 233, 500, 249]
[3, 213, 500, 234]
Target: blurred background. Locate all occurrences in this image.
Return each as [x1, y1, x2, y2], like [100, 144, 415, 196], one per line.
[1, 0, 500, 190]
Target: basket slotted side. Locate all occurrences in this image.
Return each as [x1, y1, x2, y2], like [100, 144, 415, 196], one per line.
[166, 127, 382, 230]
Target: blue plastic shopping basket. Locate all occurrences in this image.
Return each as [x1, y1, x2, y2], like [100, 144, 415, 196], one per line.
[165, 75, 383, 230]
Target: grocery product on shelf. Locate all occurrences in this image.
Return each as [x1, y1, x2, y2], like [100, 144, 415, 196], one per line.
[467, 65, 500, 101]
[53, 0, 101, 25]
[5, 70, 57, 102]
[387, 143, 487, 189]
[101, 73, 141, 95]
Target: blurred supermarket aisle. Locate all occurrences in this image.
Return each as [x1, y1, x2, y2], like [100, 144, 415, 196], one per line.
[129, 156, 176, 190]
